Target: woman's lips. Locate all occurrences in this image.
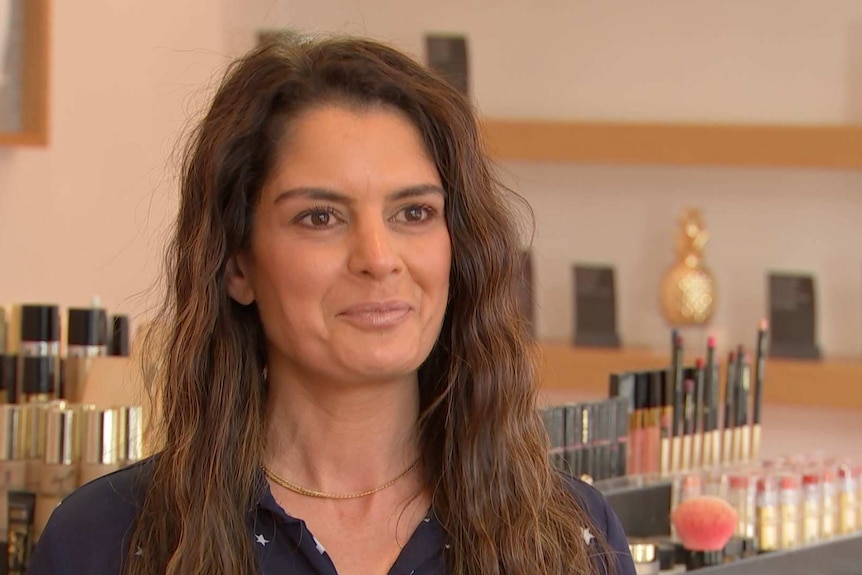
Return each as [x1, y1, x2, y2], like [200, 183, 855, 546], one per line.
[338, 301, 412, 328]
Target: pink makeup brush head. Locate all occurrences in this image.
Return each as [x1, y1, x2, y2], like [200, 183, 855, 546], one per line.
[671, 496, 738, 552]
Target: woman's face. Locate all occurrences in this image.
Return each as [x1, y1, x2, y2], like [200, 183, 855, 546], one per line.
[228, 104, 452, 387]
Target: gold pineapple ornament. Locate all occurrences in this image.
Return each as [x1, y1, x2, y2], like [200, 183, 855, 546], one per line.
[660, 209, 717, 325]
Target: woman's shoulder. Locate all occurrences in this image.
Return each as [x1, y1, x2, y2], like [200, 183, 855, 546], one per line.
[28, 460, 153, 575]
[560, 474, 637, 575]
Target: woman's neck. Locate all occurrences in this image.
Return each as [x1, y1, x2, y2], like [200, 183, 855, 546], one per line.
[264, 368, 422, 496]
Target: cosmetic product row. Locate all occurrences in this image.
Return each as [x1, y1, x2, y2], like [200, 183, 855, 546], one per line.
[610, 321, 769, 477]
[675, 454, 862, 556]
[0, 303, 130, 406]
[540, 397, 629, 483]
[0, 401, 142, 573]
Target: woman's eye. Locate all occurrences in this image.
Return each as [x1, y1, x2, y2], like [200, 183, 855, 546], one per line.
[396, 205, 434, 223]
[297, 208, 338, 227]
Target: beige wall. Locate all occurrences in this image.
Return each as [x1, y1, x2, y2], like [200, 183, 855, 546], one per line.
[0, 0, 226, 326]
[2, 0, 862, 360]
[224, 0, 862, 358]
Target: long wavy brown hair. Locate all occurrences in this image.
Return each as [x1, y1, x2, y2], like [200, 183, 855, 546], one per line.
[130, 35, 613, 575]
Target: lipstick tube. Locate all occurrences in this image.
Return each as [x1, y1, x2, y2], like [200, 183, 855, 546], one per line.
[22, 402, 53, 493]
[117, 405, 143, 467]
[79, 407, 120, 486]
[778, 473, 802, 550]
[801, 471, 822, 544]
[0, 405, 27, 550]
[727, 472, 757, 540]
[756, 474, 780, 553]
[837, 464, 858, 535]
[62, 308, 109, 402]
[821, 464, 838, 539]
[35, 406, 81, 539]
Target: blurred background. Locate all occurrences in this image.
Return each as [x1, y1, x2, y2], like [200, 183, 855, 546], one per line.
[3, 0, 862, 358]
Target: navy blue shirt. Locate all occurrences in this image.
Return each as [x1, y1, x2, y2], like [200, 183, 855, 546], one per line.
[29, 461, 636, 575]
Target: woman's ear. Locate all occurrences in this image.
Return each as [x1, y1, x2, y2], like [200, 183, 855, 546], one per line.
[226, 252, 255, 305]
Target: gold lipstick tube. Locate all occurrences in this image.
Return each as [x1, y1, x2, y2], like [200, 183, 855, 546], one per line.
[79, 407, 120, 485]
[35, 407, 80, 539]
[117, 405, 143, 466]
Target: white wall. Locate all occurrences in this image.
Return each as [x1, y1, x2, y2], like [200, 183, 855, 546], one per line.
[225, 0, 862, 358]
[2, 0, 862, 360]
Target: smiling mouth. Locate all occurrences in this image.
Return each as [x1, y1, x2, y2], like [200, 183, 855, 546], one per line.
[338, 301, 412, 328]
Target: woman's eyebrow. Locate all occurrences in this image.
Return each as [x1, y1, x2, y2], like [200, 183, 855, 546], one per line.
[274, 183, 446, 205]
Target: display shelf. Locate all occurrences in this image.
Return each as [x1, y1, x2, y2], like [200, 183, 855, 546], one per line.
[538, 343, 862, 410]
[482, 119, 862, 169]
[0, 0, 50, 147]
[698, 533, 862, 575]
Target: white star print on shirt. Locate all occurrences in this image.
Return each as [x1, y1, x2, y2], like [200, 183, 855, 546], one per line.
[582, 527, 595, 545]
[255, 534, 270, 546]
[313, 535, 326, 554]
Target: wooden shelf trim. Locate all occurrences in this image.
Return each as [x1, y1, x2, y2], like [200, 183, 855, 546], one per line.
[482, 119, 862, 169]
[538, 343, 862, 410]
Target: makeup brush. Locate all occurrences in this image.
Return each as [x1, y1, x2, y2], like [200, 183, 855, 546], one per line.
[671, 496, 738, 570]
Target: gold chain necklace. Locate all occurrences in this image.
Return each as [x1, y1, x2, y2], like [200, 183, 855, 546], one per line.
[263, 458, 420, 500]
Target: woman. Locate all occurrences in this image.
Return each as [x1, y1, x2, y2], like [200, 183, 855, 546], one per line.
[29, 35, 636, 575]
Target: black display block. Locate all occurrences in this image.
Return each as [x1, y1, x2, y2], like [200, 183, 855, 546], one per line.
[573, 264, 621, 348]
[596, 477, 672, 538]
[424, 34, 469, 96]
[768, 272, 821, 359]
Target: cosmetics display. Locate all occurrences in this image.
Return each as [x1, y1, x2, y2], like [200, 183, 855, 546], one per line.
[0, 303, 139, 572]
[596, 319, 862, 571]
[610, 323, 770, 479]
[541, 397, 628, 482]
